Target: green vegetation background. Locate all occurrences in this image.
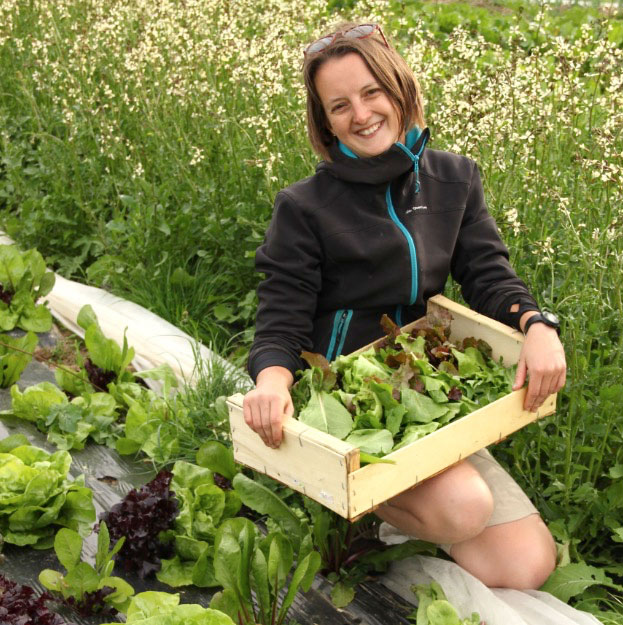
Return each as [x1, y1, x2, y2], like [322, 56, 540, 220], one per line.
[1, 0, 622, 620]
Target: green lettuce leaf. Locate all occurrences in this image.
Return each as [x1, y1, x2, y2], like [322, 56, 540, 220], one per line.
[298, 389, 353, 439]
[345, 429, 394, 454]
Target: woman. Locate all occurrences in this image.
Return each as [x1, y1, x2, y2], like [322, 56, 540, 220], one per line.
[243, 23, 566, 589]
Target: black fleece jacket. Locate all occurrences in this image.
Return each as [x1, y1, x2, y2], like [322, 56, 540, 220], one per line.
[248, 129, 538, 382]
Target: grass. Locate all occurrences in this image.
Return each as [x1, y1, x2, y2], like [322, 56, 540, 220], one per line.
[1, 0, 622, 618]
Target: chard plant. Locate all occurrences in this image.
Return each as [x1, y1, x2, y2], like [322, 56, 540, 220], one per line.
[39, 522, 134, 616]
[0, 330, 36, 388]
[232, 471, 434, 608]
[209, 517, 321, 625]
[0, 245, 55, 333]
[54, 304, 136, 395]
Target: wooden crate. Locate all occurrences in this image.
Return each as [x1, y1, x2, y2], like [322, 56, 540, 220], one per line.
[227, 294, 556, 520]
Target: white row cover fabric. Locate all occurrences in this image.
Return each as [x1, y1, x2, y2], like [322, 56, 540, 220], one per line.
[46, 273, 250, 389]
[379, 527, 601, 625]
[1, 231, 249, 390]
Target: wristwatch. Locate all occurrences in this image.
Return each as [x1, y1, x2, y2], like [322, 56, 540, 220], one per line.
[523, 311, 561, 335]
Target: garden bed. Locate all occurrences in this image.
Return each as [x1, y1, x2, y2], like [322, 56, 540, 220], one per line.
[0, 340, 416, 625]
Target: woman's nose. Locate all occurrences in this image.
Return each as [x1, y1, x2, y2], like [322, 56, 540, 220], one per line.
[351, 99, 371, 125]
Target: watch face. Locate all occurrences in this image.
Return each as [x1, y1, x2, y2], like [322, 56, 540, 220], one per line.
[542, 311, 560, 325]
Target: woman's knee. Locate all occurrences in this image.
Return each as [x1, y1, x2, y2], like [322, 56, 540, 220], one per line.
[511, 544, 556, 589]
[432, 478, 494, 542]
[387, 462, 494, 543]
[451, 515, 557, 589]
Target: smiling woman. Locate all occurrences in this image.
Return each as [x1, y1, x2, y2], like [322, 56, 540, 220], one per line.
[314, 53, 404, 158]
[242, 21, 566, 591]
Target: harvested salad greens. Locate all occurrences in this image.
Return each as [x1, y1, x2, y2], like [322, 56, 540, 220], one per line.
[291, 312, 515, 459]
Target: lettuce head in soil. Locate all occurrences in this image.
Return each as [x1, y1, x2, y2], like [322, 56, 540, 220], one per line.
[102, 591, 235, 625]
[0, 434, 95, 548]
[0, 245, 55, 333]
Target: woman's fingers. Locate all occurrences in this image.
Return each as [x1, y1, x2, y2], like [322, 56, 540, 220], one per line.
[516, 324, 566, 412]
[524, 359, 566, 412]
[243, 389, 290, 448]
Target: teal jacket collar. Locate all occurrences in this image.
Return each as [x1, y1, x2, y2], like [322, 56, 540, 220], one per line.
[320, 127, 430, 190]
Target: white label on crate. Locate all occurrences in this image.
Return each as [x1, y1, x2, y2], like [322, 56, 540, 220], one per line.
[319, 490, 334, 504]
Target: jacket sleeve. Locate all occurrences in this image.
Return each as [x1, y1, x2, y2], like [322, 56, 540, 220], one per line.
[450, 161, 539, 329]
[247, 190, 323, 382]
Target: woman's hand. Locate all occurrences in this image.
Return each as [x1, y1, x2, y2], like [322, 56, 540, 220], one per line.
[512, 317, 567, 412]
[243, 366, 294, 448]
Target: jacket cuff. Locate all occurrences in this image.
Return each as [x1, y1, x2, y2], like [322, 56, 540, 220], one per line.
[499, 298, 540, 330]
[247, 349, 302, 384]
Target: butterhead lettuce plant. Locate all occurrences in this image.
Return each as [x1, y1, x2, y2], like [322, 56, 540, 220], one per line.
[0, 245, 55, 332]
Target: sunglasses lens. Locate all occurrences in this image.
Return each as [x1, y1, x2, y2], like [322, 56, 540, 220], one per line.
[345, 24, 376, 39]
[304, 24, 385, 56]
[305, 35, 335, 55]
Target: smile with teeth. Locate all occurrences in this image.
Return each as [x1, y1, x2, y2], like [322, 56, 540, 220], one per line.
[357, 121, 383, 136]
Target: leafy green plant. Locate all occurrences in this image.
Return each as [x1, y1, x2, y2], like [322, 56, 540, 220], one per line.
[0, 572, 72, 625]
[232, 472, 434, 608]
[102, 591, 236, 625]
[0, 331, 37, 387]
[54, 304, 136, 395]
[0, 438, 95, 548]
[0, 245, 55, 332]
[39, 522, 134, 615]
[100, 469, 179, 579]
[209, 517, 321, 625]
[541, 561, 623, 604]
[114, 386, 188, 463]
[3, 381, 121, 450]
[409, 581, 481, 625]
[156, 460, 242, 588]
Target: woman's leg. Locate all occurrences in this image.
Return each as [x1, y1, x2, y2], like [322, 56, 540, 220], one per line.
[449, 513, 556, 589]
[375, 460, 494, 545]
[375, 460, 556, 589]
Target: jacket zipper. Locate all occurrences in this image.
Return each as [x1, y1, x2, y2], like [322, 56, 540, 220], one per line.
[385, 184, 418, 306]
[326, 309, 353, 361]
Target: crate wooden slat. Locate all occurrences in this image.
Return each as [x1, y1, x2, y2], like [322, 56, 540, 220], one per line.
[228, 294, 556, 519]
[229, 396, 360, 515]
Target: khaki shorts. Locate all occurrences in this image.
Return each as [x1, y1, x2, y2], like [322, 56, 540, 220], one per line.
[379, 447, 539, 554]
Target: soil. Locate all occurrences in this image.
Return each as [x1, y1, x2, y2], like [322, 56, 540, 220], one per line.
[33, 323, 88, 371]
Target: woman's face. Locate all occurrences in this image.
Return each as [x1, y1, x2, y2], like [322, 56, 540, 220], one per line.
[315, 52, 403, 159]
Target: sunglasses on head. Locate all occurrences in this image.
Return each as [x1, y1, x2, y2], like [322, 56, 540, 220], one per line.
[304, 23, 389, 57]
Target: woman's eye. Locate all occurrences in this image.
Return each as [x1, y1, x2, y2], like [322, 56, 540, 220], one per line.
[331, 103, 346, 113]
[366, 88, 380, 97]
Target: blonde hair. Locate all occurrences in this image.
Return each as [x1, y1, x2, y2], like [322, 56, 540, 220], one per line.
[302, 22, 426, 161]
